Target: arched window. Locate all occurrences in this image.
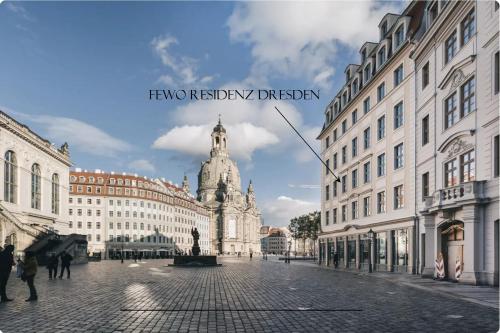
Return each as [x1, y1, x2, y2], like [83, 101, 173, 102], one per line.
[4, 151, 17, 203]
[52, 173, 59, 214]
[31, 163, 41, 209]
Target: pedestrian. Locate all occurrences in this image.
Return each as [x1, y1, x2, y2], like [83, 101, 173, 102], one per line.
[133, 252, 137, 263]
[22, 251, 38, 301]
[249, 252, 253, 260]
[333, 251, 339, 268]
[59, 251, 73, 279]
[0, 245, 15, 302]
[47, 253, 58, 280]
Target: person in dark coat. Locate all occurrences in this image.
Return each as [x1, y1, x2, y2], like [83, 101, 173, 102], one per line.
[22, 251, 38, 301]
[47, 253, 58, 280]
[0, 245, 15, 302]
[59, 251, 73, 279]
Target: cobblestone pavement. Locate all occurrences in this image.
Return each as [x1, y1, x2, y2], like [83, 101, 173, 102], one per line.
[0, 257, 498, 332]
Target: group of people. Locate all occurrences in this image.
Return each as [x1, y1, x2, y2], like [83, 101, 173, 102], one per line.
[0, 245, 73, 303]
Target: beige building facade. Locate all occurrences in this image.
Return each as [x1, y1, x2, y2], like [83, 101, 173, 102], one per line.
[318, 8, 418, 273]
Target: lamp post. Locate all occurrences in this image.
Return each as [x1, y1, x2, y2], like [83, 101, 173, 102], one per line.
[287, 240, 292, 264]
[121, 232, 124, 264]
[367, 229, 374, 273]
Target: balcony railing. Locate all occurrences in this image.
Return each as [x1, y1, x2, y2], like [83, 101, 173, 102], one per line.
[424, 181, 486, 210]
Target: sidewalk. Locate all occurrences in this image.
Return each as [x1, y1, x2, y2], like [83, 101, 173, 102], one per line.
[300, 260, 499, 310]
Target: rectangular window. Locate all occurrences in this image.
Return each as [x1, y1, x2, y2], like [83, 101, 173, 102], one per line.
[332, 181, 338, 197]
[444, 159, 458, 187]
[363, 162, 371, 183]
[422, 115, 429, 145]
[325, 185, 330, 201]
[352, 169, 358, 188]
[364, 64, 371, 82]
[394, 65, 403, 87]
[445, 31, 457, 64]
[377, 153, 386, 177]
[325, 136, 330, 148]
[394, 102, 404, 129]
[363, 197, 371, 217]
[460, 9, 475, 46]
[378, 46, 386, 66]
[341, 175, 347, 193]
[351, 201, 358, 220]
[352, 110, 358, 125]
[422, 172, 429, 201]
[377, 191, 386, 213]
[363, 127, 371, 149]
[342, 146, 347, 164]
[495, 135, 500, 177]
[377, 82, 385, 102]
[333, 153, 338, 169]
[445, 92, 457, 129]
[333, 208, 337, 224]
[363, 97, 371, 114]
[460, 150, 475, 182]
[377, 115, 385, 140]
[461, 77, 475, 117]
[342, 205, 347, 222]
[325, 159, 330, 175]
[325, 211, 330, 226]
[352, 137, 358, 157]
[394, 143, 404, 169]
[333, 129, 338, 141]
[342, 119, 347, 134]
[422, 62, 429, 89]
[394, 185, 404, 209]
[495, 52, 499, 95]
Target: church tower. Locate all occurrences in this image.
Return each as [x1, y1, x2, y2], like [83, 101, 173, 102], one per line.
[210, 116, 229, 158]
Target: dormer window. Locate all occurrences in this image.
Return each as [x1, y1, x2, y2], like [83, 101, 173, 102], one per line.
[342, 92, 347, 106]
[427, 2, 438, 27]
[364, 64, 371, 82]
[380, 21, 387, 40]
[361, 49, 367, 62]
[352, 79, 358, 95]
[346, 69, 351, 82]
[394, 25, 405, 49]
[378, 46, 386, 67]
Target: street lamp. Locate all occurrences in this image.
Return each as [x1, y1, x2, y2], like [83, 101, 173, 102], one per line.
[121, 232, 124, 264]
[367, 229, 374, 273]
[286, 240, 292, 264]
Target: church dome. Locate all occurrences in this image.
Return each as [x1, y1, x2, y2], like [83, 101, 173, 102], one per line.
[198, 156, 241, 193]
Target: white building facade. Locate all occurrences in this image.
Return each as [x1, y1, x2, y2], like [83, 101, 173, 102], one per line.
[0, 111, 71, 254]
[318, 0, 499, 286]
[68, 170, 210, 258]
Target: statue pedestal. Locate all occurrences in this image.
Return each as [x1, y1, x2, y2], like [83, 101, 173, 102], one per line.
[169, 255, 220, 267]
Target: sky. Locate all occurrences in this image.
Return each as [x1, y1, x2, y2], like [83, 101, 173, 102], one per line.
[0, 1, 405, 226]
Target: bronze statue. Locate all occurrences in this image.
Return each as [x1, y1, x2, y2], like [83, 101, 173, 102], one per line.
[191, 227, 201, 256]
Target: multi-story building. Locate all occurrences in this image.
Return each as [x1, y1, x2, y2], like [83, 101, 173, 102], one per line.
[68, 169, 210, 258]
[318, 7, 418, 273]
[260, 226, 289, 255]
[0, 111, 72, 254]
[318, 0, 499, 286]
[414, 0, 499, 286]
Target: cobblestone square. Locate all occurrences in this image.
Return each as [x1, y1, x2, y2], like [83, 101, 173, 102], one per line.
[0, 258, 498, 332]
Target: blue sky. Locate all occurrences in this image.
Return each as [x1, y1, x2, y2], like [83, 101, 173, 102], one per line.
[0, 1, 404, 226]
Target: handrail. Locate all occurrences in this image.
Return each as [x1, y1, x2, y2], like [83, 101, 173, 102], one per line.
[0, 202, 43, 239]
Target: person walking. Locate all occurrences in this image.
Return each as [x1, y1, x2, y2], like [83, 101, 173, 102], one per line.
[47, 253, 58, 280]
[0, 245, 15, 302]
[22, 251, 38, 302]
[59, 251, 73, 279]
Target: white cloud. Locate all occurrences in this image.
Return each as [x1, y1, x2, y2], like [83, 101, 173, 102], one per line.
[7, 110, 131, 157]
[151, 82, 313, 162]
[262, 195, 319, 226]
[288, 184, 320, 189]
[227, 1, 402, 88]
[151, 35, 215, 88]
[5, 2, 35, 22]
[128, 159, 156, 173]
[152, 122, 278, 161]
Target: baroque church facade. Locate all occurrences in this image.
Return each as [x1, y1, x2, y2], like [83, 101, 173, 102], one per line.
[197, 119, 262, 255]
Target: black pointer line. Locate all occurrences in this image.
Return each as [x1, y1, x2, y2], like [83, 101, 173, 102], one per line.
[274, 106, 340, 182]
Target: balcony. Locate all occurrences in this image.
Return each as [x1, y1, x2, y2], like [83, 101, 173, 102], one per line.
[423, 181, 487, 212]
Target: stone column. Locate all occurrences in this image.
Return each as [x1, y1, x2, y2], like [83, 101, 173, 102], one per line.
[422, 214, 436, 278]
[461, 204, 480, 284]
[407, 226, 415, 274]
[370, 234, 375, 271]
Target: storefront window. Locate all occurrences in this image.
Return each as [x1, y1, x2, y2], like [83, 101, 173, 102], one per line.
[348, 237, 356, 267]
[376, 233, 387, 265]
[360, 236, 369, 264]
[337, 237, 345, 265]
[393, 229, 408, 266]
